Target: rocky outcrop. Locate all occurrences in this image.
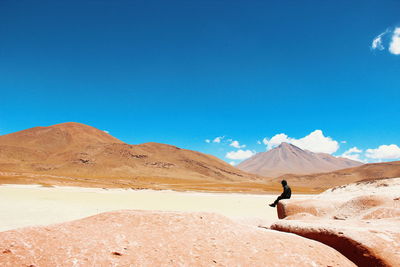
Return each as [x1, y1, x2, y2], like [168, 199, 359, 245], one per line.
[0, 210, 355, 266]
[276, 198, 340, 219]
[271, 178, 400, 267]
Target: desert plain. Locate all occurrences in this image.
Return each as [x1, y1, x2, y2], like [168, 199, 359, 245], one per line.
[0, 184, 298, 232]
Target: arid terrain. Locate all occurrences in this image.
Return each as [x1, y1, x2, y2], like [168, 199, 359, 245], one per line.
[0, 185, 308, 232]
[0, 122, 254, 182]
[275, 160, 400, 189]
[0, 122, 318, 193]
[1, 123, 400, 193]
[1, 123, 399, 266]
[1, 178, 399, 266]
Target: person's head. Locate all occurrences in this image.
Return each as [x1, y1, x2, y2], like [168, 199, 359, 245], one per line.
[281, 180, 287, 187]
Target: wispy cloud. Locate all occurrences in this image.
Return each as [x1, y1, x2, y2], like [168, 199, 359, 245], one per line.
[229, 140, 246, 149]
[341, 147, 364, 162]
[371, 30, 388, 50]
[225, 149, 256, 160]
[371, 27, 400, 55]
[211, 136, 224, 143]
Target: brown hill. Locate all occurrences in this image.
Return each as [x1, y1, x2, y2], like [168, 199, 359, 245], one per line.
[0, 122, 279, 192]
[0, 122, 123, 153]
[237, 142, 363, 177]
[275, 161, 400, 189]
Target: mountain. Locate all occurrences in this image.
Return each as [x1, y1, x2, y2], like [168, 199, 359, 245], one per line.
[0, 122, 123, 152]
[237, 142, 363, 177]
[0, 122, 267, 192]
[274, 161, 400, 189]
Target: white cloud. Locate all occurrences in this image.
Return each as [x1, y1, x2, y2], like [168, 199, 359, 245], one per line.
[389, 27, 400, 55]
[366, 144, 400, 160]
[257, 140, 262, 145]
[341, 147, 364, 162]
[263, 133, 289, 148]
[103, 130, 110, 134]
[371, 30, 388, 50]
[229, 161, 236, 166]
[346, 147, 362, 154]
[293, 130, 339, 154]
[213, 136, 224, 143]
[262, 130, 339, 154]
[229, 140, 246, 149]
[341, 141, 347, 144]
[205, 139, 211, 143]
[225, 149, 256, 160]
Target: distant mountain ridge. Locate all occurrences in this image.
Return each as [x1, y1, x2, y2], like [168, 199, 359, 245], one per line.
[1, 123, 399, 192]
[237, 142, 363, 177]
[0, 122, 262, 188]
[273, 161, 400, 189]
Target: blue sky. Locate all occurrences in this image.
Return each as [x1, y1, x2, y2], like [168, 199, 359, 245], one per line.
[1, 0, 399, 164]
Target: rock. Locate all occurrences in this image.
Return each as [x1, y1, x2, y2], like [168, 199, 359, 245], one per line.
[0, 210, 355, 266]
[271, 178, 400, 267]
[277, 198, 339, 219]
[271, 219, 400, 267]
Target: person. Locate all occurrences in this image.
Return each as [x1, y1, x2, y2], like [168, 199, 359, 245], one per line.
[269, 180, 291, 207]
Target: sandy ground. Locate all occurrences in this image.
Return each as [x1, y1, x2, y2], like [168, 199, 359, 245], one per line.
[0, 185, 312, 232]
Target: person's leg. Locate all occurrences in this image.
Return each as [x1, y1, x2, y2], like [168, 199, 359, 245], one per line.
[269, 196, 282, 207]
[274, 196, 283, 205]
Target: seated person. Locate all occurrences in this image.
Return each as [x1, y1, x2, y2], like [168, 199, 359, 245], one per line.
[269, 180, 291, 207]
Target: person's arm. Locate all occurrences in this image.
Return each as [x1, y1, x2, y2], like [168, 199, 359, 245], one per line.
[280, 186, 290, 198]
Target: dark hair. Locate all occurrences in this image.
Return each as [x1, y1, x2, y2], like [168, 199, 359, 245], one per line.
[281, 180, 287, 186]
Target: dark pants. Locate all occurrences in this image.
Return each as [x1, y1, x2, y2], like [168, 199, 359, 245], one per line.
[273, 196, 288, 205]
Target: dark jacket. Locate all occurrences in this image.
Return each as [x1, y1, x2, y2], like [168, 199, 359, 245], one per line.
[280, 185, 291, 199]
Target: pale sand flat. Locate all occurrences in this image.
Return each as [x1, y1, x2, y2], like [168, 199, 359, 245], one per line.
[0, 184, 312, 232]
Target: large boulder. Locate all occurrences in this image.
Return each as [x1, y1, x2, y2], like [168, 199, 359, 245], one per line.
[271, 178, 400, 267]
[276, 198, 340, 219]
[0, 210, 355, 266]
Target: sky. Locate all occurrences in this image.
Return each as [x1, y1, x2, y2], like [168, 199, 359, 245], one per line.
[1, 0, 400, 164]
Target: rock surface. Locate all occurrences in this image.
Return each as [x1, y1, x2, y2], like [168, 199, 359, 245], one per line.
[0, 210, 355, 266]
[271, 178, 400, 267]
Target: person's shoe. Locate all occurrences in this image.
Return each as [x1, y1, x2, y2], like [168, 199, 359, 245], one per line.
[269, 203, 275, 207]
